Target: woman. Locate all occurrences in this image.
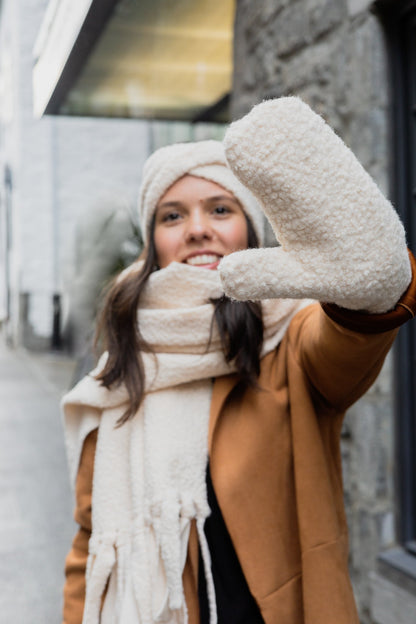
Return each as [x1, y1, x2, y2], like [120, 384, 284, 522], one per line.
[62, 97, 416, 624]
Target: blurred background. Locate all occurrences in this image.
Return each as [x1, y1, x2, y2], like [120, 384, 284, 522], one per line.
[0, 0, 415, 622]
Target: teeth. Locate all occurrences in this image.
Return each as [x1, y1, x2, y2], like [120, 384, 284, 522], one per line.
[186, 254, 220, 266]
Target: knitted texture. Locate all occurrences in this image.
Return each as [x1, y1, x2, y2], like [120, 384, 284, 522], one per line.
[138, 140, 265, 245]
[62, 261, 308, 624]
[219, 97, 411, 313]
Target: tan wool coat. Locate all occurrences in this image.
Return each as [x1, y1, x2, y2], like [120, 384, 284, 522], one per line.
[63, 270, 416, 624]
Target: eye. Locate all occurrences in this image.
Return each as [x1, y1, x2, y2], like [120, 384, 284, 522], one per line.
[161, 211, 181, 223]
[213, 205, 230, 215]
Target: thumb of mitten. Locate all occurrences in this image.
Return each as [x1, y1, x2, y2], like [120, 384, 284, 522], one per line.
[219, 247, 331, 301]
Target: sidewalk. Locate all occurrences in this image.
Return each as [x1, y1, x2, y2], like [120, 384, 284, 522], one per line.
[0, 340, 77, 623]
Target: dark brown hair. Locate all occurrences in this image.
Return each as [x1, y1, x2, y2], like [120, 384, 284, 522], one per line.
[95, 214, 263, 425]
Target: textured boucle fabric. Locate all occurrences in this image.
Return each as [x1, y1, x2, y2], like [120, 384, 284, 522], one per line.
[62, 261, 308, 624]
[138, 140, 265, 245]
[219, 97, 411, 313]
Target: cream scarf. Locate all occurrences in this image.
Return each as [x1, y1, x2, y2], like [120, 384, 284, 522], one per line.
[62, 261, 309, 624]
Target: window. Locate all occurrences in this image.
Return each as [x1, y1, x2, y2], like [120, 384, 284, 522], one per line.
[378, 0, 416, 555]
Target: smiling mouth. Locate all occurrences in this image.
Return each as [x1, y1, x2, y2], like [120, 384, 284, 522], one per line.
[185, 254, 222, 266]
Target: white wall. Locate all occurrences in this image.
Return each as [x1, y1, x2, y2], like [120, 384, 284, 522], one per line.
[0, 0, 149, 346]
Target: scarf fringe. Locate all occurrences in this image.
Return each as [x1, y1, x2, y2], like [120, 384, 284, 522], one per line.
[83, 538, 116, 624]
[115, 542, 129, 618]
[157, 499, 183, 611]
[197, 518, 217, 624]
[131, 525, 152, 624]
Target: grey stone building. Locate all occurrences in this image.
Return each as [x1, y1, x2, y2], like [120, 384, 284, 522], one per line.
[231, 1, 416, 622]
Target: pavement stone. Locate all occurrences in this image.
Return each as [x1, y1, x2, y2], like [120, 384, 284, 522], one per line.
[0, 336, 77, 623]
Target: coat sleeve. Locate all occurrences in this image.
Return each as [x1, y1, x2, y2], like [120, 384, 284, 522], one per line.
[62, 428, 98, 624]
[286, 260, 416, 413]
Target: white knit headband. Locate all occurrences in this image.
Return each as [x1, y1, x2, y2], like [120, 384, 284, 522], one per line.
[138, 140, 264, 245]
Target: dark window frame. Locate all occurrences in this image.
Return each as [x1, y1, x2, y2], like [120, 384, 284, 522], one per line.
[375, 0, 416, 562]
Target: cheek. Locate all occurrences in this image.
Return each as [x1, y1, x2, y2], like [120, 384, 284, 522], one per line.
[220, 218, 249, 251]
[153, 228, 180, 267]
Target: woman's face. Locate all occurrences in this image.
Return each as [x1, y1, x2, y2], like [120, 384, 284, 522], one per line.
[154, 175, 249, 270]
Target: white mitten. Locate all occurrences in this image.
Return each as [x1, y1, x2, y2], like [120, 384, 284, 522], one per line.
[219, 97, 411, 313]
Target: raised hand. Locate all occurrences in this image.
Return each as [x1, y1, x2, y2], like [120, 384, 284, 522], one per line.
[219, 97, 410, 313]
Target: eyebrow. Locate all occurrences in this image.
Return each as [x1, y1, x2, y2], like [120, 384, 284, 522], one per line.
[206, 195, 238, 202]
[157, 195, 239, 210]
[156, 201, 183, 210]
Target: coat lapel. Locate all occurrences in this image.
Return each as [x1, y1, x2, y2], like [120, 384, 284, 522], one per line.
[208, 374, 239, 452]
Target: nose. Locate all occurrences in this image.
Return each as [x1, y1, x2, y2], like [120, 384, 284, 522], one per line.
[185, 209, 213, 242]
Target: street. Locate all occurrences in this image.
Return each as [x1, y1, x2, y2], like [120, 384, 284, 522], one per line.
[0, 338, 77, 623]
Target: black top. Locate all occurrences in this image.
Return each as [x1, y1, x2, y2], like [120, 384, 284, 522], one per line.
[198, 464, 265, 624]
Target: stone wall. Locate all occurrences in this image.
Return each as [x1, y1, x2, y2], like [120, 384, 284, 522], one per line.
[233, 0, 389, 187]
[231, 1, 414, 622]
